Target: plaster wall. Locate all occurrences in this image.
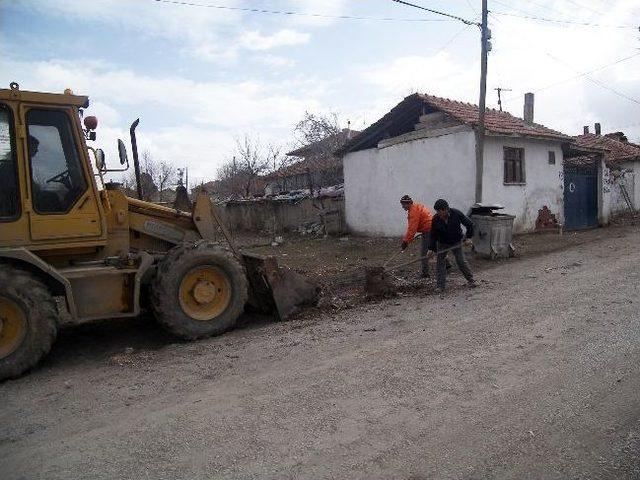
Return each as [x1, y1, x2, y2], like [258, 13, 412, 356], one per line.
[345, 130, 564, 236]
[482, 137, 564, 232]
[344, 129, 475, 236]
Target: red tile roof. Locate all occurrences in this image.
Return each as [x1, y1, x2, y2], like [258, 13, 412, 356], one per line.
[339, 93, 571, 155]
[573, 133, 640, 167]
[417, 94, 571, 141]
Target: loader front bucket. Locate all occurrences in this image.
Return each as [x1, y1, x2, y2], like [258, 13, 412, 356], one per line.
[242, 253, 319, 320]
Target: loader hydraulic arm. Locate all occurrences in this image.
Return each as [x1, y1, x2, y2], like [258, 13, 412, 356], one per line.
[192, 191, 240, 257]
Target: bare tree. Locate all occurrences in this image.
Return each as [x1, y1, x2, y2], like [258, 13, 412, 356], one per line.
[293, 111, 344, 158]
[234, 134, 271, 196]
[157, 161, 176, 202]
[264, 142, 294, 173]
[124, 150, 176, 202]
[215, 156, 242, 197]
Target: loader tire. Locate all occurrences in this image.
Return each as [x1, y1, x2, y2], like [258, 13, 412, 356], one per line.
[0, 266, 58, 381]
[151, 242, 248, 340]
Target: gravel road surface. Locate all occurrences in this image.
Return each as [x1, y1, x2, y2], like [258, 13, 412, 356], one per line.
[1, 227, 639, 479]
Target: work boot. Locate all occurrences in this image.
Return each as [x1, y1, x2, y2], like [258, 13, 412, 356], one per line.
[419, 272, 430, 279]
[468, 279, 478, 288]
[434, 286, 444, 294]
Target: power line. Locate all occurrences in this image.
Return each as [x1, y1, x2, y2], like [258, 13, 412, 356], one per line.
[432, 23, 474, 56]
[545, 52, 640, 105]
[464, 0, 478, 15]
[561, 0, 603, 16]
[491, 9, 638, 29]
[494, 0, 570, 18]
[390, 0, 479, 26]
[503, 52, 640, 101]
[152, 0, 451, 22]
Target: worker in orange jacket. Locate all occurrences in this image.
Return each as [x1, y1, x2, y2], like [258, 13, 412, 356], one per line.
[400, 194, 434, 278]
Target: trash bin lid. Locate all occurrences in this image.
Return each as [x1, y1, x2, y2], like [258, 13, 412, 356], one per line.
[469, 203, 505, 215]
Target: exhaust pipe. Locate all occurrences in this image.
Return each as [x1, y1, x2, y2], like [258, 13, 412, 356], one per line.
[129, 118, 143, 200]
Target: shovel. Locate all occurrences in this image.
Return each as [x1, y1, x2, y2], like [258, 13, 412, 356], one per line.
[365, 241, 465, 297]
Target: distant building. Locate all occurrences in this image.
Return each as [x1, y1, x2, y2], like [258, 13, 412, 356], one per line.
[566, 126, 640, 227]
[264, 128, 359, 194]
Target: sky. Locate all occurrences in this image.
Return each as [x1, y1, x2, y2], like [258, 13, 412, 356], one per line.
[1, 0, 639, 186]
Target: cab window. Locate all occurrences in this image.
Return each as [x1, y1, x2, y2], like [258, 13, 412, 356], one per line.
[0, 104, 19, 220]
[27, 109, 87, 214]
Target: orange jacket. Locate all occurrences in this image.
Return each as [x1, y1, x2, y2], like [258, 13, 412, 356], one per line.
[403, 202, 433, 243]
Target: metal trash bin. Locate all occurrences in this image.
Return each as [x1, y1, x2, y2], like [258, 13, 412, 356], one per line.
[469, 203, 516, 259]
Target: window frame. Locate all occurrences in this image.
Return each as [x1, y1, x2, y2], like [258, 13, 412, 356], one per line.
[25, 107, 88, 216]
[0, 102, 21, 222]
[548, 150, 556, 165]
[503, 146, 526, 185]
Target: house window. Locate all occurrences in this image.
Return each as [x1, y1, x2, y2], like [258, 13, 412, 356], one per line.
[548, 151, 556, 165]
[504, 147, 525, 184]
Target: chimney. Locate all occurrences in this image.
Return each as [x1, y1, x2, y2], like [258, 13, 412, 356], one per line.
[583, 126, 590, 134]
[523, 92, 534, 125]
[594, 123, 601, 135]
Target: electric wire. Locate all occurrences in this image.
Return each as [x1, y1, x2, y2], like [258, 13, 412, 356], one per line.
[545, 52, 640, 105]
[432, 22, 474, 56]
[152, 0, 451, 22]
[503, 52, 640, 102]
[491, 9, 638, 29]
[390, 0, 479, 26]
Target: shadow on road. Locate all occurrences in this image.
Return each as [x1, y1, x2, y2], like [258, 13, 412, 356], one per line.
[45, 311, 277, 371]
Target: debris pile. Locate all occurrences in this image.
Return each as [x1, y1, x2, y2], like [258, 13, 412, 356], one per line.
[298, 221, 325, 236]
[364, 266, 397, 298]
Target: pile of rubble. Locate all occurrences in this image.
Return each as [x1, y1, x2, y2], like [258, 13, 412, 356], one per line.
[298, 221, 325, 236]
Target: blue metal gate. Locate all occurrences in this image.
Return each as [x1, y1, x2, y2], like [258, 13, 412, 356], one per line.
[564, 164, 598, 230]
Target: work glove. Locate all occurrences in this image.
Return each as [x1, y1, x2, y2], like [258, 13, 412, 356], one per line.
[401, 241, 408, 251]
[463, 238, 473, 247]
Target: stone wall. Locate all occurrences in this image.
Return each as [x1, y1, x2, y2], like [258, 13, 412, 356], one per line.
[217, 197, 345, 234]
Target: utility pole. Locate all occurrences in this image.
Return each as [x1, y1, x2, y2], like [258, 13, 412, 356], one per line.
[475, 0, 489, 204]
[494, 87, 511, 112]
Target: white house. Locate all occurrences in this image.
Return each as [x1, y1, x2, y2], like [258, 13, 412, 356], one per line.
[339, 93, 573, 235]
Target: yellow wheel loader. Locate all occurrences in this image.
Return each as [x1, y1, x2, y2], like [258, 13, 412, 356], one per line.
[0, 83, 318, 380]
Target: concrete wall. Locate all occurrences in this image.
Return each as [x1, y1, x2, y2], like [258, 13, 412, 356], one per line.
[344, 128, 476, 237]
[601, 160, 639, 220]
[218, 197, 345, 234]
[482, 137, 564, 232]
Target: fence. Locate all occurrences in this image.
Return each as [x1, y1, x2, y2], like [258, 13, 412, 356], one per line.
[217, 196, 345, 234]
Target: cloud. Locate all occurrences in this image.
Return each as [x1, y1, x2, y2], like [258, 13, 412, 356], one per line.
[12, 1, 310, 63]
[257, 55, 296, 68]
[0, 56, 327, 179]
[281, 0, 350, 27]
[361, 52, 477, 101]
[239, 29, 310, 51]
[355, 0, 640, 142]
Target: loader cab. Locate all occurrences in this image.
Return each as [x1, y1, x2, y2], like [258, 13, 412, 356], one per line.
[0, 83, 107, 251]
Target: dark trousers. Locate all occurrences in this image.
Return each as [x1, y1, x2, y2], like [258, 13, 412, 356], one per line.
[420, 232, 430, 276]
[436, 243, 473, 289]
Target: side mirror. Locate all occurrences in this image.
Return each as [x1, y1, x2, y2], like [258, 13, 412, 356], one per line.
[118, 139, 129, 166]
[95, 149, 106, 172]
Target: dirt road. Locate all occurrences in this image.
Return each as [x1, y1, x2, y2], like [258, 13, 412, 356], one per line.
[2, 226, 640, 479]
